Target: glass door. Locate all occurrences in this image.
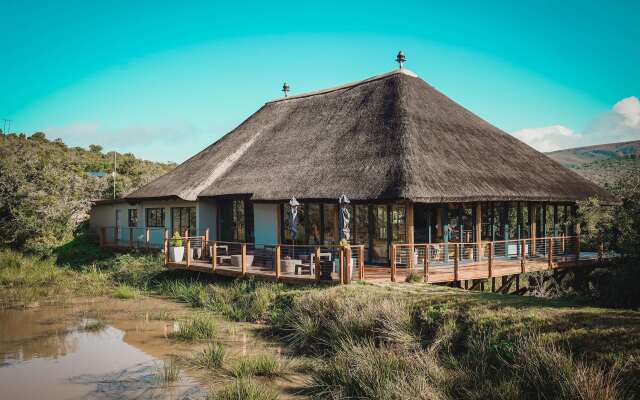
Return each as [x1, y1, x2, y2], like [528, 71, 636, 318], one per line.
[370, 205, 388, 263]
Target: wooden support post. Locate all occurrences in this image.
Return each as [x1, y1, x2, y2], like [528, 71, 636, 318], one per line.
[204, 228, 209, 257]
[424, 244, 429, 283]
[475, 203, 482, 258]
[241, 243, 247, 276]
[129, 228, 133, 248]
[575, 223, 581, 261]
[390, 245, 397, 283]
[100, 227, 105, 247]
[275, 245, 282, 280]
[145, 227, 150, 250]
[186, 238, 191, 268]
[407, 202, 414, 270]
[453, 243, 459, 282]
[164, 229, 169, 265]
[487, 241, 493, 277]
[212, 241, 217, 271]
[344, 247, 351, 284]
[547, 237, 553, 269]
[339, 247, 345, 285]
[521, 239, 526, 273]
[314, 246, 321, 281]
[358, 245, 365, 280]
[531, 207, 537, 254]
[491, 277, 496, 292]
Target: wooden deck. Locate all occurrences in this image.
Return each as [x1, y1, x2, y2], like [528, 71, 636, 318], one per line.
[165, 252, 603, 285]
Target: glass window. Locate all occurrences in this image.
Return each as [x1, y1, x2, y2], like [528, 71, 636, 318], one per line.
[306, 204, 321, 245]
[145, 208, 164, 228]
[220, 200, 251, 242]
[172, 207, 196, 236]
[128, 209, 138, 228]
[323, 204, 338, 245]
[391, 204, 406, 243]
[448, 207, 460, 242]
[371, 205, 388, 262]
[481, 204, 493, 241]
[354, 204, 369, 246]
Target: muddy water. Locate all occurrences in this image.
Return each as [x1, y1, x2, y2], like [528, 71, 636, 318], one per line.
[0, 296, 307, 399]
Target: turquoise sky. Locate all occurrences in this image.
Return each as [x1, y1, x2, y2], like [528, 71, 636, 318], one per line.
[1, 1, 639, 161]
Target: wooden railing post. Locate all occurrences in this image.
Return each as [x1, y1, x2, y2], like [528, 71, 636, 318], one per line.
[204, 228, 209, 257]
[345, 247, 352, 284]
[275, 245, 282, 280]
[547, 237, 553, 269]
[164, 229, 169, 265]
[390, 245, 397, 283]
[241, 243, 247, 276]
[453, 244, 459, 282]
[212, 240, 217, 271]
[314, 246, 321, 281]
[339, 247, 345, 284]
[99, 227, 105, 247]
[358, 245, 365, 281]
[487, 242, 493, 278]
[186, 238, 191, 268]
[521, 239, 526, 273]
[113, 227, 118, 246]
[424, 244, 429, 283]
[129, 228, 133, 248]
[145, 227, 150, 250]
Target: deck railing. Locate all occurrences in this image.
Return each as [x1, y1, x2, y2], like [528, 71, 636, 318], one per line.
[97, 229, 609, 284]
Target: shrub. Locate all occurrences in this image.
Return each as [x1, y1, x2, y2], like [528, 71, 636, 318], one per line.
[169, 314, 217, 341]
[405, 270, 423, 283]
[170, 232, 182, 247]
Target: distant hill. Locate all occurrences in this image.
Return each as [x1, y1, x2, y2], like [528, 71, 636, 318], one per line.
[546, 140, 640, 187]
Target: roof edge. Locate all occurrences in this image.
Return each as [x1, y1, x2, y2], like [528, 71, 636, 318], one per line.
[266, 68, 419, 104]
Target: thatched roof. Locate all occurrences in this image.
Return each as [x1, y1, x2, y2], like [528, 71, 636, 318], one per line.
[127, 69, 615, 204]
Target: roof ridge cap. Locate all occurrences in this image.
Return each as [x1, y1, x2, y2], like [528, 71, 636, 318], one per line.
[266, 68, 419, 104]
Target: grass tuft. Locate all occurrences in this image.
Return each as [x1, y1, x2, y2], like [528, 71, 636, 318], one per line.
[112, 284, 139, 299]
[156, 358, 180, 385]
[191, 342, 226, 369]
[207, 378, 279, 400]
[169, 314, 217, 341]
[229, 354, 290, 378]
[405, 270, 424, 283]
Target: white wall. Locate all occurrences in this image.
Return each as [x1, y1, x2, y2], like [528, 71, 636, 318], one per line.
[254, 203, 279, 244]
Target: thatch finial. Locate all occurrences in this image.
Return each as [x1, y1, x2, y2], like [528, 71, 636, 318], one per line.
[396, 51, 406, 69]
[282, 82, 290, 97]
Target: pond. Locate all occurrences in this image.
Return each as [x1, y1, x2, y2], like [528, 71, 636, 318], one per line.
[0, 296, 307, 399]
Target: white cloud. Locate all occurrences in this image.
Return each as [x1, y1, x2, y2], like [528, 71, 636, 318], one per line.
[512, 125, 583, 152]
[43, 121, 202, 162]
[512, 96, 640, 152]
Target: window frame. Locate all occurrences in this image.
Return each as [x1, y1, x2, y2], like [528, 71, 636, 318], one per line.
[145, 208, 165, 228]
[128, 209, 138, 228]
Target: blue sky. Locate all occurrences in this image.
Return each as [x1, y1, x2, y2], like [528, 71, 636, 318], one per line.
[1, 0, 639, 162]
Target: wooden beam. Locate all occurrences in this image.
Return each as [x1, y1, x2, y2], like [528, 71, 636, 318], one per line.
[475, 203, 482, 258]
[345, 247, 351, 284]
[547, 237, 553, 269]
[163, 229, 169, 266]
[358, 245, 365, 280]
[487, 241, 493, 277]
[314, 246, 321, 281]
[521, 239, 526, 273]
[406, 202, 414, 270]
[241, 243, 247, 276]
[423, 244, 429, 283]
[212, 240, 217, 271]
[339, 247, 345, 284]
[186, 238, 191, 268]
[204, 228, 209, 257]
[453, 243, 459, 281]
[390, 245, 397, 283]
[530, 206, 537, 254]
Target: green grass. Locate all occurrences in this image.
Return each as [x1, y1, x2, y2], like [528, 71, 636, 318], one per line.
[112, 284, 139, 299]
[156, 358, 181, 385]
[207, 379, 279, 400]
[190, 342, 226, 369]
[82, 319, 107, 332]
[169, 314, 218, 341]
[273, 284, 638, 399]
[405, 270, 424, 283]
[229, 354, 290, 378]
